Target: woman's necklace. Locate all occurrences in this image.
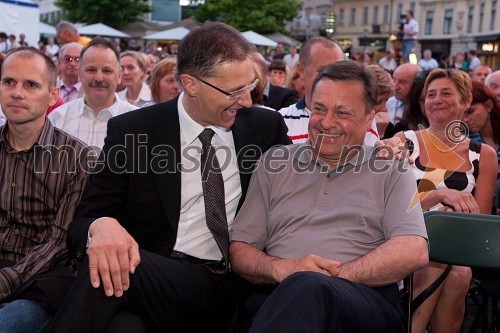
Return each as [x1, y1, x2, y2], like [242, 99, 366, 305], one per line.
[425, 130, 459, 153]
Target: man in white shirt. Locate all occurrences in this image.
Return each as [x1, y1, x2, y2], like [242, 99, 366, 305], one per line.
[278, 37, 380, 145]
[417, 49, 438, 71]
[49, 38, 136, 152]
[57, 42, 84, 103]
[468, 50, 481, 72]
[379, 49, 397, 73]
[283, 45, 299, 69]
[402, 10, 419, 62]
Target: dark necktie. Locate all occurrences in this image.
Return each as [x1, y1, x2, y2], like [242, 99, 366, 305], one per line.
[198, 128, 229, 272]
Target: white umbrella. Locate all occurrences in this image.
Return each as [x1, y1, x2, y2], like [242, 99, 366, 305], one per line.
[143, 27, 190, 40]
[242, 31, 277, 47]
[79, 23, 130, 38]
[39, 22, 56, 36]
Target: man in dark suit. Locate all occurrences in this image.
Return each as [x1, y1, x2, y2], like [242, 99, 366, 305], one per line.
[49, 22, 291, 333]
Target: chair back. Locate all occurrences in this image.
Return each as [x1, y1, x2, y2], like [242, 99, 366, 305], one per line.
[424, 211, 500, 269]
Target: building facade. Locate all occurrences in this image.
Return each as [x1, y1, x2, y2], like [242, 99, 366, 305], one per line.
[330, 0, 499, 68]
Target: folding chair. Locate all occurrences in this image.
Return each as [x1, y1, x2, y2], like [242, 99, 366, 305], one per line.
[407, 211, 500, 333]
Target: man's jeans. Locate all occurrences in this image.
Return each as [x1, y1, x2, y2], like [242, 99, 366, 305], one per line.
[0, 299, 51, 333]
[402, 39, 415, 62]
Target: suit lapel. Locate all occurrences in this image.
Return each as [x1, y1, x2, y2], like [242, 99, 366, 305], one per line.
[233, 108, 263, 209]
[150, 99, 182, 233]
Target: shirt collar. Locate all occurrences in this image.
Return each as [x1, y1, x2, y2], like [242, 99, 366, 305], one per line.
[295, 142, 375, 169]
[0, 118, 55, 152]
[177, 91, 231, 145]
[60, 81, 82, 91]
[79, 93, 123, 117]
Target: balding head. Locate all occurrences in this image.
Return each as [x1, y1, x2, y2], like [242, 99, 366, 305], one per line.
[485, 70, 500, 104]
[393, 63, 422, 103]
[297, 37, 345, 108]
[472, 65, 492, 84]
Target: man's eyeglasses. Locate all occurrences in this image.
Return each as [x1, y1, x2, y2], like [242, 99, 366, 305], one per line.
[62, 56, 79, 64]
[195, 76, 259, 100]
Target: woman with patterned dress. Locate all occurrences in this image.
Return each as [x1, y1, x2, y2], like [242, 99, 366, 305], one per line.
[395, 69, 497, 333]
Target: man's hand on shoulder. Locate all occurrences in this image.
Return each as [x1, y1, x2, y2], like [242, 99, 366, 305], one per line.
[87, 217, 140, 297]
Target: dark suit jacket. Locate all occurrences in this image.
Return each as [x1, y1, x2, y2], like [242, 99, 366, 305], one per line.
[264, 84, 298, 111]
[68, 97, 291, 261]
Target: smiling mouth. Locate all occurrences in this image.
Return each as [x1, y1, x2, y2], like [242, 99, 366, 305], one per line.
[320, 133, 341, 138]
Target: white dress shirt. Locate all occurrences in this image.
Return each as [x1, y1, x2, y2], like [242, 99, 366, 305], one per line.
[48, 94, 137, 151]
[174, 92, 241, 261]
[117, 82, 154, 108]
[0, 107, 5, 127]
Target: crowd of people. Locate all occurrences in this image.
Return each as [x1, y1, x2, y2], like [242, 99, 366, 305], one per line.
[0, 17, 499, 333]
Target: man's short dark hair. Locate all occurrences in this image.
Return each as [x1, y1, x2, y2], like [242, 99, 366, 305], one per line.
[312, 61, 378, 114]
[177, 21, 256, 78]
[79, 37, 120, 70]
[2, 47, 57, 89]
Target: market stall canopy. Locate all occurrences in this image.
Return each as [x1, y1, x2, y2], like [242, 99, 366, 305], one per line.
[39, 22, 56, 36]
[264, 32, 301, 47]
[143, 26, 190, 40]
[0, 0, 39, 46]
[79, 23, 130, 38]
[242, 31, 277, 47]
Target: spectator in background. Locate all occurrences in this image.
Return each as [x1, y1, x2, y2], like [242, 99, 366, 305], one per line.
[118, 51, 153, 108]
[45, 37, 59, 61]
[468, 50, 481, 72]
[379, 49, 398, 74]
[463, 81, 500, 176]
[149, 58, 181, 104]
[6, 35, 18, 51]
[143, 53, 158, 84]
[362, 50, 375, 65]
[402, 10, 419, 62]
[417, 49, 439, 71]
[453, 52, 468, 71]
[268, 59, 288, 87]
[286, 64, 305, 100]
[274, 42, 287, 59]
[471, 64, 492, 85]
[367, 64, 395, 139]
[49, 38, 136, 151]
[439, 54, 451, 69]
[56, 22, 91, 47]
[251, 52, 298, 111]
[283, 45, 299, 69]
[386, 63, 422, 124]
[390, 70, 430, 136]
[0, 32, 8, 53]
[38, 40, 47, 55]
[58, 42, 84, 103]
[18, 34, 28, 47]
[486, 70, 500, 104]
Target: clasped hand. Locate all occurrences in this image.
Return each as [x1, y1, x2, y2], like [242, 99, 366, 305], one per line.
[87, 218, 141, 297]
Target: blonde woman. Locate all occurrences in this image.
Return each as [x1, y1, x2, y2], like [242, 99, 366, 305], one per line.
[118, 51, 153, 107]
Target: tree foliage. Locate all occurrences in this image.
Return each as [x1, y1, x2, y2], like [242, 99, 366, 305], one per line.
[55, 0, 151, 29]
[189, 0, 301, 34]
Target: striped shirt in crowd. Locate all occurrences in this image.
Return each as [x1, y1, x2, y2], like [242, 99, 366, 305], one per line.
[0, 120, 94, 301]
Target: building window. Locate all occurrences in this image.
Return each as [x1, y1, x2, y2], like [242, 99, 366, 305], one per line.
[338, 8, 344, 26]
[362, 7, 368, 25]
[467, 6, 474, 33]
[425, 11, 434, 35]
[396, 3, 403, 22]
[383, 4, 389, 24]
[491, 1, 497, 31]
[479, 3, 485, 32]
[443, 9, 453, 34]
[350, 8, 356, 26]
[373, 5, 379, 24]
[410, 2, 416, 14]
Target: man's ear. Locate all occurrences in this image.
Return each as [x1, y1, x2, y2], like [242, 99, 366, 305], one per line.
[179, 74, 197, 97]
[48, 86, 60, 107]
[296, 62, 305, 80]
